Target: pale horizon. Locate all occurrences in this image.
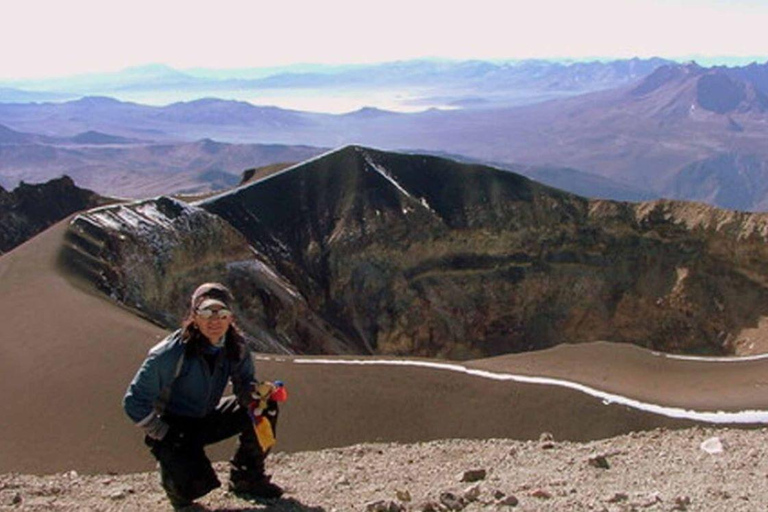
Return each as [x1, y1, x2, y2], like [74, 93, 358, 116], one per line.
[3, 0, 768, 80]
[6, 54, 768, 83]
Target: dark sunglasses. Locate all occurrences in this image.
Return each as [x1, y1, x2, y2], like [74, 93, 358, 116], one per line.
[196, 308, 233, 320]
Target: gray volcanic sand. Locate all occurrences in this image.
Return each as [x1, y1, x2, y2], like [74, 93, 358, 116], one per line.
[2, 218, 768, 511]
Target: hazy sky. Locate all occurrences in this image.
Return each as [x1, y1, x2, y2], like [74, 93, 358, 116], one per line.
[3, 0, 767, 79]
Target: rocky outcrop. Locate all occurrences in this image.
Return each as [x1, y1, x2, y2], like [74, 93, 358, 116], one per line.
[198, 146, 768, 356]
[64, 196, 354, 354]
[0, 176, 103, 254]
[65, 146, 768, 357]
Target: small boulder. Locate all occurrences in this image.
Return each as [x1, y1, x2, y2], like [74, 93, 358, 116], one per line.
[606, 492, 628, 503]
[366, 500, 405, 512]
[539, 432, 555, 449]
[463, 484, 481, 502]
[440, 491, 466, 511]
[588, 454, 610, 469]
[108, 489, 127, 501]
[530, 489, 552, 499]
[498, 495, 519, 507]
[460, 469, 487, 482]
[396, 489, 412, 502]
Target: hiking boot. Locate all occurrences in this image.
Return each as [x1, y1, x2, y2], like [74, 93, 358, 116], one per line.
[171, 499, 208, 511]
[228, 474, 284, 500]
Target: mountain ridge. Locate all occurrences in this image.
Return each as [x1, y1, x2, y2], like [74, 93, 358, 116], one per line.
[66, 146, 768, 359]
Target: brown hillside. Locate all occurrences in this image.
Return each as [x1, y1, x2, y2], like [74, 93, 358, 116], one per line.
[2, 218, 768, 476]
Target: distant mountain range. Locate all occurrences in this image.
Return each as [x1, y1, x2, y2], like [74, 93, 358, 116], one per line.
[4, 59, 768, 209]
[0, 58, 673, 109]
[0, 122, 326, 197]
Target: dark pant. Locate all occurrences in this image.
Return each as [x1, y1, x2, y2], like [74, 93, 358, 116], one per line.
[146, 395, 278, 506]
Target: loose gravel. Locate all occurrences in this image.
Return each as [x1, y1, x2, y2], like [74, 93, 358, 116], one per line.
[1, 426, 767, 511]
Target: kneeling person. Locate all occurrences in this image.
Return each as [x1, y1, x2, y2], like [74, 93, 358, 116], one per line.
[123, 283, 283, 510]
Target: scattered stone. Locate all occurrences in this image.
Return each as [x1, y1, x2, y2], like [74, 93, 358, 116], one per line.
[700, 437, 724, 455]
[66, 470, 78, 479]
[366, 499, 405, 512]
[638, 493, 662, 507]
[607, 492, 629, 503]
[440, 491, 466, 510]
[712, 490, 731, 500]
[395, 489, 412, 502]
[460, 469, 487, 482]
[498, 495, 519, 507]
[108, 489, 127, 500]
[336, 475, 350, 486]
[588, 454, 611, 469]
[463, 484, 481, 502]
[1, 428, 766, 510]
[539, 432, 556, 449]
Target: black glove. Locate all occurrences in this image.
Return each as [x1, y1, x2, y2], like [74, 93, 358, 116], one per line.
[160, 426, 195, 450]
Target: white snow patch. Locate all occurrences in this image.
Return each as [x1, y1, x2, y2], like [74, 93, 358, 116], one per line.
[288, 358, 768, 424]
[135, 203, 175, 229]
[362, 152, 436, 214]
[73, 197, 194, 232]
[363, 153, 413, 200]
[651, 351, 768, 363]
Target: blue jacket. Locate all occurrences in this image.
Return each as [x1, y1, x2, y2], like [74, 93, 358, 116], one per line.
[123, 329, 256, 439]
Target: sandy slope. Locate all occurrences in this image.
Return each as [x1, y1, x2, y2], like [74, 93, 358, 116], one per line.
[469, 343, 768, 411]
[0, 217, 167, 474]
[1, 219, 768, 476]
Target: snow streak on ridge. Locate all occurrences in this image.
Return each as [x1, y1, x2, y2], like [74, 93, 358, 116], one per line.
[362, 151, 413, 200]
[360, 148, 435, 214]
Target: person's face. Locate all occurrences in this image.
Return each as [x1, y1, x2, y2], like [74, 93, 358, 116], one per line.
[194, 305, 233, 344]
